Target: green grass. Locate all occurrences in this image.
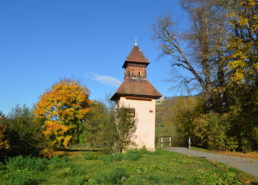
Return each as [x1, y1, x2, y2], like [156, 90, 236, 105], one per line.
[0, 149, 257, 185]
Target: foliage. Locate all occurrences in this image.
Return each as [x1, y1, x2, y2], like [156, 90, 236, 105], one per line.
[2, 168, 43, 185]
[0, 111, 7, 121]
[5, 155, 49, 172]
[153, 0, 229, 111]
[105, 168, 128, 184]
[82, 101, 116, 149]
[6, 105, 45, 157]
[0, 112, 9, 156]
[153, 0, 257, 152]
[79, 99, 118, 153]
[1, 155, 49, 185]
[101, 104, 117, 151]
[115, 107, 136, 153]
[82, 102, 106, 146]
[126, 150, 142, 161]
[84, 152, 101, 160]
[191, 113, 237, 151]
[225, 0, 257, 84]
[79, 100, 135, 153]
[0, 123, 10, 161]
[177, 95, 257, 151]
[100, 150, 142, 164]
[34, 79, 92, 149]
[101, 153, 124, 164]
[156, 96, 199, 146]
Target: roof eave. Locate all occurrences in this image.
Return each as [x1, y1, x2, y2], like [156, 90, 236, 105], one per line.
[122, 61, 150, 68]
[110, 93, 162, 101]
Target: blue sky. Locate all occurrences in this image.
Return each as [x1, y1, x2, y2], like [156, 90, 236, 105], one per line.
[0, 0, 190, 115]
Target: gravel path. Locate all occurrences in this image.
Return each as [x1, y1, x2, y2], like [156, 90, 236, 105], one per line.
[165, 147, 258, 177]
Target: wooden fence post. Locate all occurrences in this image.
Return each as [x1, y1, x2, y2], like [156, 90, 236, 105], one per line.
[188, 137, 191, 149]
[160, 136, 163, 148]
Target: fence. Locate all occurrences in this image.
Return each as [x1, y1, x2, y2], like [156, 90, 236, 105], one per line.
[159, 136, 172, 148]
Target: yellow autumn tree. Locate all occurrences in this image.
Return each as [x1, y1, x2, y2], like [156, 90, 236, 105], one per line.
[34, 80, 93, 149]
[226, 0, 257, 83]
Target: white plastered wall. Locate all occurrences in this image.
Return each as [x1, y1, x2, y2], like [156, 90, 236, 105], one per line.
[117, 97, 156, 151]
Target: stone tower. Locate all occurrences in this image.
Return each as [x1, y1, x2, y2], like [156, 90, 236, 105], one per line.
[111, 42, 162, 151]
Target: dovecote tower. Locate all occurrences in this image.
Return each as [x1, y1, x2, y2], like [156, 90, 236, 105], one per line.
[111, 42, 162, 151]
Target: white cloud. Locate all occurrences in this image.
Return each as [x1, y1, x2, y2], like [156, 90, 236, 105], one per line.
[91, 73, 121, 87]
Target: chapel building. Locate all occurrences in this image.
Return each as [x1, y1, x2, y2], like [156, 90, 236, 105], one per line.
[111, 42, 162, 151]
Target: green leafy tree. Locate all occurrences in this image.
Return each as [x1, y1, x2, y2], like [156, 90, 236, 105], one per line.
[6, 105, 45, 156]
[115, 107, 136, 153]
[83, 101, 114, 148]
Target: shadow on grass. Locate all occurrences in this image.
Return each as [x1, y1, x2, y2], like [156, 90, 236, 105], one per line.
[58, 148, 106, 152]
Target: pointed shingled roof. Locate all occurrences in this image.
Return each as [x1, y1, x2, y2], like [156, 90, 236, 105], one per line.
[122, 45, 149, 68]
[110, 79, 162, 100]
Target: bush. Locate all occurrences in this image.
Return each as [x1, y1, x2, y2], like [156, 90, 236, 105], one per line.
[108, 168, 128, 184]
[5, 156, 49, 172]
[126, 150, 142, 161]
[95, 168, 128, 184]
[191, 113, 227, 150]
[101, 153, 124, 164]
[56, 164, 87, 178]
[0, 123, 10, 161]
[6, 105, 46, 157]
[84, 152, 100, 160]
[48, 154, 70, 169]
[1, 155, 48, 185]
[115, 107, 136, 153]
[3, 168, 43, 185]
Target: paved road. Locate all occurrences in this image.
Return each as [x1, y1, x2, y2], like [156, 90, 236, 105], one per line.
[165, 147, 258, 177]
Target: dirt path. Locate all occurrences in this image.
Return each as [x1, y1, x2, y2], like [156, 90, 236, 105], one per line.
[165, 147, 258, 177]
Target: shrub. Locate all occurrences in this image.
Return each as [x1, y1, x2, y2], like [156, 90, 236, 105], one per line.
[108, 168, 128, 184]
[225, 137, 238, 151]
[5, 156, 49, 172]
[48, 154, 70, 169]
[0, 123, 10, 161]
[3, 168, 43, 185]
[56, 164, 87, 178]
[192, 113, 229, 150]
[126, 150, 142, 161]
[115, 107, 136, 153]
[101, 153, 124, 164]
[95, 168, 128, 184]
[84, 152, 100, 160]
[6, 105, 45, 157]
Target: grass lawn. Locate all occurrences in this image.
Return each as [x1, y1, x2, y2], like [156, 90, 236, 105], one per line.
[0, 149, 257, 185]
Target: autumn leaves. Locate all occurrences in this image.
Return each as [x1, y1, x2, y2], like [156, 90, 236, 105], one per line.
[34, 80, 93, 149]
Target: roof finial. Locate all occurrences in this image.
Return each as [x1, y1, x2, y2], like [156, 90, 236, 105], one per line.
[134, 38, 138, 46]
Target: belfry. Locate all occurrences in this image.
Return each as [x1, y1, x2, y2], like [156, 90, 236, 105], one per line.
[111, 42, 162, 151]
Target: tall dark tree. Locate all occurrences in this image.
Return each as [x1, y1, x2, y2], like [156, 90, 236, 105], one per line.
[153, 0, 228, 111]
